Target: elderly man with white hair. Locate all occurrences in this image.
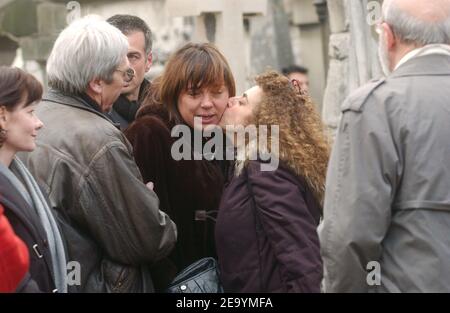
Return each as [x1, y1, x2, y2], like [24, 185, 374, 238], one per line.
[21, 15, 177, 293]
[320, 0, 450, 292]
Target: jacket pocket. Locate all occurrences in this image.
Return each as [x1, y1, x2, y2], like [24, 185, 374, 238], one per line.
[102, 259, 141, 293]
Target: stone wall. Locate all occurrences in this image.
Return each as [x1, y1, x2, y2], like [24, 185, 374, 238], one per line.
[79, 0, 193, 79]
[1, 0, 330, 101]
[322, 0, 382, 137]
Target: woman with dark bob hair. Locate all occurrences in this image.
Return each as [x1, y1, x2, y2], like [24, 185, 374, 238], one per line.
[125, 42, 235, 289]
[215, 70, 330, 293]
[0, 66, 67, 292]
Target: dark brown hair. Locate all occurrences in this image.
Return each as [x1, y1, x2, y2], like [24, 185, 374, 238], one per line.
[107, 14, 153, 54]
[0, 66, 43, 111]
[154, 42, 236, 124]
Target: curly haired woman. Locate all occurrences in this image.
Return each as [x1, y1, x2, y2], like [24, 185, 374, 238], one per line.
[215, 70, 330, 293]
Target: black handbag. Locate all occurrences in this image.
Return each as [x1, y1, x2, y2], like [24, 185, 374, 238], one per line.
[166, 257, 224, 293]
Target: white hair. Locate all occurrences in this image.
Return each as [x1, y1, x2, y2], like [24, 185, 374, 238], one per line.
[384, 1, 450, 45]
[47, 15, 128, 94]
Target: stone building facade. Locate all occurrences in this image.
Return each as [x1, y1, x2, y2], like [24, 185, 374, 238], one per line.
[323, 0, 382, 136]
[0, 0, 383, 132]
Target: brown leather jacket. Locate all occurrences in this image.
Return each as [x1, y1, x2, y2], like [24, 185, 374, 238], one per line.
[21, 89, 177, 292]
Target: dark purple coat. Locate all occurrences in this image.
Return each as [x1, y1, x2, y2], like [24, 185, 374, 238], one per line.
[215, 161, 323, 293]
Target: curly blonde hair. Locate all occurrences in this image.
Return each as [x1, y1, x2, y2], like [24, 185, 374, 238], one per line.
[241, 70, 330, 205]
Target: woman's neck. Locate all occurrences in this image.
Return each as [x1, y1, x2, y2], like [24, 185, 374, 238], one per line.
[0, 146, 15, 167]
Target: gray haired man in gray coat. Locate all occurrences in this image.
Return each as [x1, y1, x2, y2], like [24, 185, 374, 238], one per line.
[320, 0, 450, 292]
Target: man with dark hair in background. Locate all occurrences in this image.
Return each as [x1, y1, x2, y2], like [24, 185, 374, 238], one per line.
[107, 14, 153, 130]
[282, 64, 310, 94]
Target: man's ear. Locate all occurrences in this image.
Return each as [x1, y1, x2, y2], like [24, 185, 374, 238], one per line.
[383, 23, 396, 50]
[88, 78, 103, 95]
[145, 52, 153, 72]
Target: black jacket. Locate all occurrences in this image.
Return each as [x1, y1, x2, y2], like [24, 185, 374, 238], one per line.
[110, 79, 151, 130]
[0, 172, 56, 293]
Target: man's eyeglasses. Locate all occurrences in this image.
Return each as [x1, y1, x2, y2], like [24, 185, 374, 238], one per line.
[115, 68, 135, 83]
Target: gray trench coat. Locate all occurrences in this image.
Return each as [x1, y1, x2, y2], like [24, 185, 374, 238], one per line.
[320, 53, 450, 292]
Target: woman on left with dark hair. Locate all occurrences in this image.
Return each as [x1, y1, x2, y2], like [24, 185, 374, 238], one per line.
[0, 66, 67, 293]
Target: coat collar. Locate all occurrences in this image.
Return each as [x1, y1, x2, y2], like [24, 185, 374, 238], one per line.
[44, 89, 114, 124]
[113, 79, 151, 123]
[391, 54, 450, 78]
[0, 171, 47, 245]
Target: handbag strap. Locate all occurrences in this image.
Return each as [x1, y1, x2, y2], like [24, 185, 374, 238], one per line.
[244, 166, 266, 292]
